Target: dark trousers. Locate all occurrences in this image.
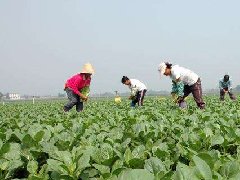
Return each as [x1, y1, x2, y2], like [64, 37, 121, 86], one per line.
[183, 78, 205, 109]
[64, 88, 83, 112]
[220, 88, 236, 101]
[131, 89, 147, 107]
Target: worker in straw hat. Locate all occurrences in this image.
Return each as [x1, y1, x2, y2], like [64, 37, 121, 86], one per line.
[63, 63, 94, 112]
[158, 62, 205, 109]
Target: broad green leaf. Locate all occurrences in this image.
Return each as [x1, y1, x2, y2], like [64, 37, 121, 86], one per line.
[47, 159, 67, 174]
[27, 160, 38, 174]
[0, 142, 10, 156]
[132, 145, 145, 158]
[22, 134, 36, 148]
[144, 157, 166, 175]
[5, 159, 23, 179]
[193, 155, 212, 180]
[174, 163, 198, 180]
[4, 143, 21, 160]
[93, 164, 110, 174]
[82, 168, 99, 178]
[204, 127, 213, 137]
[229, 173, 240, 180]
[121, 138, 131, 148]
[129, 158, 145, 169]
[220, 161, 239, 178]
[34, 130, 45, 142]
[0, 160, 9, 170]
[211, 134, 224, 146]
[118, 169, 154, 180]
[124, 148, 133, 164]
[56, 151, 73, 166]
[112, 159, 124, 174]
[76, 154, 91, 175]
[197, 153, 214, 169]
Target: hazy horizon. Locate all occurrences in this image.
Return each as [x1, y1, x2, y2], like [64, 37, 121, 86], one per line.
[1, 0, 239, 96]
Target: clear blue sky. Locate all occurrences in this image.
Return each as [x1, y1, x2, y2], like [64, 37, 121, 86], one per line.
[0, 0, 239, 95]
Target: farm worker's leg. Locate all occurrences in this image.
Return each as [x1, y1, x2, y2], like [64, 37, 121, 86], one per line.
[76, 96, 83, 112]
[176, 96, 187, 108]
[64, 88, 79, 111]
[220, 89, 225, 101]
[131, 93, 139, 107]
[191, 79, 205, 109]
[183, 85, 191, 99]
[76, 99, 83, 112]
[228, 90, 236, 100]
[138, 90, 147, 106]
[179, 101, 187, 108]
[131, 101, 137, 107]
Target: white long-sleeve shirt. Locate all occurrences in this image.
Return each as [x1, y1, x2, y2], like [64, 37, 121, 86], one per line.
[170, 65, 199, 86]
[129, 79, 147, 95]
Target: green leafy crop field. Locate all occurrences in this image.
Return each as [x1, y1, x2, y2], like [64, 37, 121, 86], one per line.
[0, 97, 240, 180]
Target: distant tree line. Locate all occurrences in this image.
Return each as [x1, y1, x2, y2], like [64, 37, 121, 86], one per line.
[0, 92, 3, 100]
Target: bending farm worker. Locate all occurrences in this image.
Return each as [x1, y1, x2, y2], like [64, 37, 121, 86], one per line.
[63, 63, 94, 112]
[171, 80, 187, 108]
[219, 74, 236, 101]
[121, 76, 147, 107]
[158, 62, 205, 109]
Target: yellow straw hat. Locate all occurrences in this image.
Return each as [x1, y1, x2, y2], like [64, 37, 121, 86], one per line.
[81, 63, 95, 74]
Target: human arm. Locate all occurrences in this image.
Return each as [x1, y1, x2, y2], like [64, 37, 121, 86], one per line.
[80, 86, 90, 101]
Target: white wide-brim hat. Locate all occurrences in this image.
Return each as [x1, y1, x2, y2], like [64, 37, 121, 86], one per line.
[158, 62, 167, 75]
[81, 63, 95, 74]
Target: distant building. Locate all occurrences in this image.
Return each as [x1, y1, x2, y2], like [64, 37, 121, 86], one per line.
[6, 93, 21, 100]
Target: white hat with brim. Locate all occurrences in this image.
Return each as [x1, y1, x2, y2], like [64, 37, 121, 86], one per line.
[81, 63, 95, 74]
[158, 62, 166, 76]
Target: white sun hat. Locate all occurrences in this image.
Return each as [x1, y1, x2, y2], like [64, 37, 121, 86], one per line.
[158, 62, 167, 75]
[81, 63, 95, 74]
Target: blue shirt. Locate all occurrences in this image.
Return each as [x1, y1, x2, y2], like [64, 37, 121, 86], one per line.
[171, 81, 184, 97]
[219, 78, 232, 90]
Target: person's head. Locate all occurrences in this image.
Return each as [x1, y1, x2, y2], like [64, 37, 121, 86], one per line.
[80, 63, 94, 80]
[121, 76, 131, 85]
[158, 62, 172, 76]
[82, 73, 92, 80]
[224, 75, 230, 82]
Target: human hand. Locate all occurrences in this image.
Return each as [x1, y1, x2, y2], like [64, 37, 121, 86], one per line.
[176, 96, 184, 103]
[129, 96, 133, 100]
[79, 94, 88, 101]
[171, 93, 176, 99]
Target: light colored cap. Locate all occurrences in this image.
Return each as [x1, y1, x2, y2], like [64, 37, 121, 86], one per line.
[81, 63, 95, 74]
[158, 62, 167, 75]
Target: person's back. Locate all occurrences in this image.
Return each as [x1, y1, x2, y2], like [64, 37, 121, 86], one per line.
[129, 79, 147, 91]
[171, 65, 199, 86]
